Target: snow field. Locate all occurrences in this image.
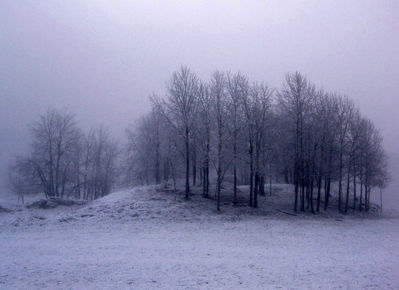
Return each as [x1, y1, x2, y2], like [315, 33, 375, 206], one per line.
[0, 186, 398, 289]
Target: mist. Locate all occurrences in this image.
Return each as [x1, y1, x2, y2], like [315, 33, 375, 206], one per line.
[1, 0, 398, 207]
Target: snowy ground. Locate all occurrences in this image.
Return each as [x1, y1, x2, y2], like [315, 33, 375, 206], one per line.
[0, 185, 398, 289]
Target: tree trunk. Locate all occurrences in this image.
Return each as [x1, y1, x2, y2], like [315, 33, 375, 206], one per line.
[202, 166, 206, 196]
[317, 176, 321, 212]
[216, 120, 222, 211]
[199, 164, 203, 187]
[192, 148, 196, 187]
[249, 140, 254, 207]
[205, 167, 208, 198]
[310, 177, 315, 214]
[359, 178, 363, 211]
[324, 178, 331, 211]
[338, 150, 343, 212]
[254, 173, 258, 208]
[345, 158, 351, 213]
[306, 176, 310, 210]
[300, 178, 305, 212]
[353, 158, 357, 210]
[269, 170, 272, 197]
[233, 133, 237, 205]
[294, 165, 298, 211]
[216, 167, 221, 211]
[185, 126, 190, 199]
[155, 140, 160, 184]
[233, 166, 237, 205]
[359, 157, 363, 211]
[206, 129, 210, 199]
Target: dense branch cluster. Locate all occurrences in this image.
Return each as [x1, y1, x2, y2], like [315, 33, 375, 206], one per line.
[126, 67, 389, 213]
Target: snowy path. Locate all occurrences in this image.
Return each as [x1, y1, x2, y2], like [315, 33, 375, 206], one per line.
[0, 187, 398, 289]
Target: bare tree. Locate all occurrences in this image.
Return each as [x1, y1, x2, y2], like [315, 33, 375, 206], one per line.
[29, 109, 80, 198]
[277, 72, 314, 211]
[82, 126, 119, 200]
[155, 66, 199, 199]
[245, 82, 273, 207]
[336, 97, 354, 212]
[227, 72, 247, 205]
[210, 71, 229, 211]
[197, 82, 212, 198]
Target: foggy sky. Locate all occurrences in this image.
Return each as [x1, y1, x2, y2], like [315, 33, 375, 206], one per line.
[1, 1, 398, 205]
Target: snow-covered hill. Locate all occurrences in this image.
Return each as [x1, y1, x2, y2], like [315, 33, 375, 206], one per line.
[0, 185, 398, 289]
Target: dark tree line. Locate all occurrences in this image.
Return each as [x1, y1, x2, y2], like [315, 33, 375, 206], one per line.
[126, 67, 389, 212]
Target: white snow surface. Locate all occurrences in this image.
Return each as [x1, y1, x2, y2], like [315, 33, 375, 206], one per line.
[0, 185, 398, 289]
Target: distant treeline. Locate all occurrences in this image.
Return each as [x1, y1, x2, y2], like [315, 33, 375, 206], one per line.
[8, 111, 119, 203]
[8, 67, 389, 214]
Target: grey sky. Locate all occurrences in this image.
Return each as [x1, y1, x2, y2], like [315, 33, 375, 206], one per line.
[1, 1, 398, 204]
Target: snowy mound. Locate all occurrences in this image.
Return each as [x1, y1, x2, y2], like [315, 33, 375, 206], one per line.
[1, 183, 396, 231]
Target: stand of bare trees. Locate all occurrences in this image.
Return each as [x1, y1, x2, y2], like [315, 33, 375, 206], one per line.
[9, 68, 387, 211]
[126, 67, 389, 213]
[7, 109, 119, 201]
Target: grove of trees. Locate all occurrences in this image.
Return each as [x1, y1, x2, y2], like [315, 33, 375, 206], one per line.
[8, 67, 389, 214]
[125, 67, 389, 213]
[8, 109, 119, 202]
